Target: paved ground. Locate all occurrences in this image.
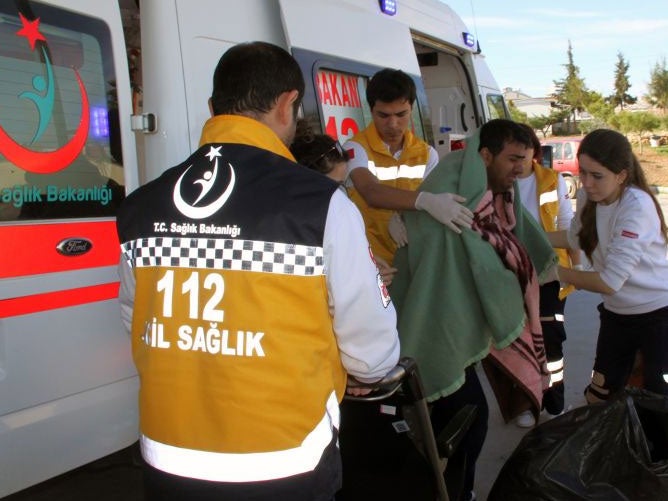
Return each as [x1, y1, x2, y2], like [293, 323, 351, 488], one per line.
[3, 442, 143, 500]
[474, 289, 600, 499]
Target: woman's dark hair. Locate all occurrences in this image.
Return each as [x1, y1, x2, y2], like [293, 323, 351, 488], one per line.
[290, 120, 349, 176]
[577, 128, 667, 259]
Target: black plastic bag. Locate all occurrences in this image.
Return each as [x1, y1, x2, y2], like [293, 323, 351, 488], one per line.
[489, 389, 668, 500]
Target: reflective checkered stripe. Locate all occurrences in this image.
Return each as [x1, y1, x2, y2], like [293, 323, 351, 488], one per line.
[121, 237, 324, 275]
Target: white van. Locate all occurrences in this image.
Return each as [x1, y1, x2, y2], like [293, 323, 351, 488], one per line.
[0, 0, 507, 496]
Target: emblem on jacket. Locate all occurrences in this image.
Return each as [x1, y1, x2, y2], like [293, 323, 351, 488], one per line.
[173, 145, 236, 219]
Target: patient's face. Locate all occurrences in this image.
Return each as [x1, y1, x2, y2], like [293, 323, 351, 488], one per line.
[483, 141, 528, 193]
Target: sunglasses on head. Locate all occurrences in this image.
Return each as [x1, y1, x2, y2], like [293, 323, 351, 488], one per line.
[308, 140, 345, 169]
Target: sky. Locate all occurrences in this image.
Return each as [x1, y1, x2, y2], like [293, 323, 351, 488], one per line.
[441, 1, 668, 99]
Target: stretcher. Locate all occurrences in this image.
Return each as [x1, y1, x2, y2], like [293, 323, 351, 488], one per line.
[337, 357, 477, 501]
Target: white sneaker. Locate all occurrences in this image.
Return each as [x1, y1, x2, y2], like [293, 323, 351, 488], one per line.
[515, 410, 536, 428]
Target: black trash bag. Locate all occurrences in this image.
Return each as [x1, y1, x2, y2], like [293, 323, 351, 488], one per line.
[489, 389, 668, 500]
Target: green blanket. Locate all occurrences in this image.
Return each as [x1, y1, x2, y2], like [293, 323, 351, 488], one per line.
[390, 130, 557, 401]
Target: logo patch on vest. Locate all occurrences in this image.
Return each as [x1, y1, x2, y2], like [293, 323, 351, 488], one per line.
[621, 230, 639, 239]
[173, 145, 236, 219]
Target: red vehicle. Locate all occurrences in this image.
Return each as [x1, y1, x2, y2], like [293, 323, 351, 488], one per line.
[541, 137, 582, 198]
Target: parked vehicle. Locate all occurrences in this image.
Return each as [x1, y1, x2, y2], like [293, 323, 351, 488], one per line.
[0, 0, 508, 496]
[540, 137, 582, 198]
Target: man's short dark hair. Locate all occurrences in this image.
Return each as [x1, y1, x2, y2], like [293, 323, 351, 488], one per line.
[478, 119, 532, 156]
[366, 68, 416, 109]
[517, 122, 543, 163]
[210, 41, 305, 116]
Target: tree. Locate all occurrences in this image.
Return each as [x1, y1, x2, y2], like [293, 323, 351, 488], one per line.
[552, 40, 588, 131]
[582, 90, 616, 132]
[646, 58, 668, 114]
[527, 108, 571, 137]
[508, 100, 528, 124]
[611, 111, 661, 154]
[608, 52, 636, 110]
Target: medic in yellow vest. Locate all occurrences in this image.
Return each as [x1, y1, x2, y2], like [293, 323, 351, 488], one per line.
[117, 42, 399, 501]
[344, 69, 474, 266]
[516, 123, 581, 426]
[517, 156, 581, 299]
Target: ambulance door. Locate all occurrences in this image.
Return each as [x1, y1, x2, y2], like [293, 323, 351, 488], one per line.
[415, 41, 480, 158]
[139, 0, 288, 183]
[0, 1, 138, 496]
[277, 0, 432, 145]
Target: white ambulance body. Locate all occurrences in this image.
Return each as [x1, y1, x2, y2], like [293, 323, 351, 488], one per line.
[0, 0, 507, 496]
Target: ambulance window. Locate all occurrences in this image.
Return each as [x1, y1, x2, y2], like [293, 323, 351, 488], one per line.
[486, 94, 508, 120]
[0, 3, 124, 222]
[314, 68, 427, 144]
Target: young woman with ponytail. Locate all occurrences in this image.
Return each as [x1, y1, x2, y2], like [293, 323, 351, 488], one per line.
[548, 128, 668, 404]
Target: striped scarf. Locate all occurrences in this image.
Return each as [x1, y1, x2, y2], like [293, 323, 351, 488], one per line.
[474, 189, 548, 422]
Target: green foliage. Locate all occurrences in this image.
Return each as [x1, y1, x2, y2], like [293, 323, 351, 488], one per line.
[528, 108, 571, 137]
[585, 90, 615, 123]
[647, 58, 668, 113]
[611, 111, 661, 153]
[508, 100, 528, 123]
[577, 119, 607, 134]
[608, 52, 636, 110]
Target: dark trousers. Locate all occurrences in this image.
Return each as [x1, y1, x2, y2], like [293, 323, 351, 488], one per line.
[430, 365, 489, 501]
[142, 436, 341, 501]
[540, 281, 567, 415]
[590, 303, 668, 397]
[586, 303, 668, 461]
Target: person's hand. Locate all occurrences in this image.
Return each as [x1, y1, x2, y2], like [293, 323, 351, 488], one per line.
[415, 192, 473, 233]
[346, 386, 373, 396]
[374, 256, 397, 287]
[346, 376, 374, 396]
[388, 212, 408, 247]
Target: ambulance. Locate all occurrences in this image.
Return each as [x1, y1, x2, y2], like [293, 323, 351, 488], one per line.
[0, 0, 507, 495]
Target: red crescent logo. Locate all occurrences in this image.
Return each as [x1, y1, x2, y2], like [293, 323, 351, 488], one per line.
[0, 69, 89, 174]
